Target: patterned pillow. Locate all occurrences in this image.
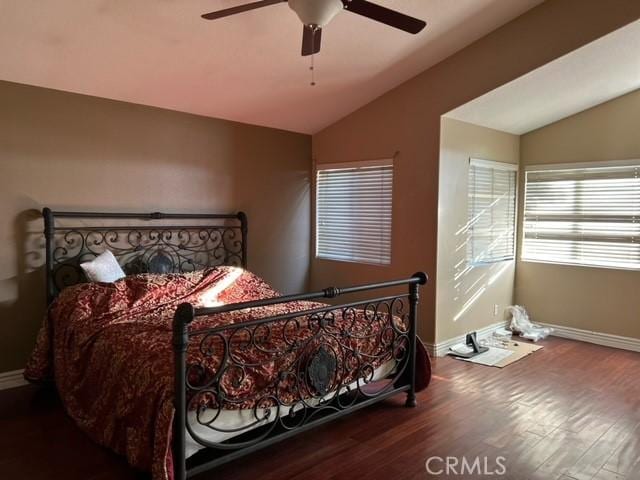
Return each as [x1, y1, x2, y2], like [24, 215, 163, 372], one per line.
[80, 250, 126, 283]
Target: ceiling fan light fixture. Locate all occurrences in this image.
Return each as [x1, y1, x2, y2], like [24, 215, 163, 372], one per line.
[288, 0, 343, 28]
[201, 0, 427, 59]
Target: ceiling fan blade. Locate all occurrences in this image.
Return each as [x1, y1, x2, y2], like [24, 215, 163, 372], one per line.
[342, 0, 426, 34]
[301, 25, 322, 56]
[201, 0, 285, 20]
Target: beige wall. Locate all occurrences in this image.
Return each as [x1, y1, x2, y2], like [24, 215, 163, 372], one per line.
[0, 80, 311, 372]
[516, 88, 640, 339]
[312, 0, 640, 343]
[436, 118, 519, 343]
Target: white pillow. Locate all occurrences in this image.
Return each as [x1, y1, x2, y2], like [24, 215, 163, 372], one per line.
[80, 250, 126, 283]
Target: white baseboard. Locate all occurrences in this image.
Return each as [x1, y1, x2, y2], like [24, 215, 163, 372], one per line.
[0, 369, 28, 391]
[539, 322, 640, 353]
[425, 321, 509, 357]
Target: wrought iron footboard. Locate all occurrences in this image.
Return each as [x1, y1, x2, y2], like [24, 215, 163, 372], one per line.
[172, 273, 427, 480]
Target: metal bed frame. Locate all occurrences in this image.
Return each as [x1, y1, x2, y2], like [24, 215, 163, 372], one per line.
[42, 208, 427, 480]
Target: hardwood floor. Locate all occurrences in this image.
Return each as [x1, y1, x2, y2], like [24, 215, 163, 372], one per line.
[1, 337, 639, 479]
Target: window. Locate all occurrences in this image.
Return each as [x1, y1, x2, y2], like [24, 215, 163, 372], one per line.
[522, 161, 640, 270]
[467, 158, 518, 264]
[316, 160, 393, 265]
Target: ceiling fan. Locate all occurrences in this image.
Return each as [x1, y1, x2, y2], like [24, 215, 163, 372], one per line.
[201, 0, 427, 56]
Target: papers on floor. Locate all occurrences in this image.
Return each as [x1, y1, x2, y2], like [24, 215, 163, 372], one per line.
[494, 327, 513, 339]
[460, 347, 514, 366]
[449, 339, 544, 368]
[449, 343, 475, 355]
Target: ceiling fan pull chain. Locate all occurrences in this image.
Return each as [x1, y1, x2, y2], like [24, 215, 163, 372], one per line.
[310, 52, 316, 86]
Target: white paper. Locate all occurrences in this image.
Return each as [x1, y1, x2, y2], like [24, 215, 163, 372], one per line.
[461, 346, 514, 366]
[449, 343, 474, 355]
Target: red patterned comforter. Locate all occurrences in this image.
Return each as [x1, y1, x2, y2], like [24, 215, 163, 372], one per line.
[25, 267, 430, 479]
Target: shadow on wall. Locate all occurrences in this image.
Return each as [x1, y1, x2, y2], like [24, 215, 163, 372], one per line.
[450, 203, 513, 323]
[0, 209, 47, 372]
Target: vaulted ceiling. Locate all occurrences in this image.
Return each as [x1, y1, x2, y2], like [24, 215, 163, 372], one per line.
[0, 0, 543, 133]
[445, 19, 640, 134]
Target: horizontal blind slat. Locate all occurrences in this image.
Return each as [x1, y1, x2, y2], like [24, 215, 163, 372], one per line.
[468, 163, 517, 264]
[523, 163, 640, 269]
[316, 163, 393, 265]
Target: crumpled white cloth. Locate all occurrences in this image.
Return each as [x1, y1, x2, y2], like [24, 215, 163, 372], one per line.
[506, 305, 552, 342]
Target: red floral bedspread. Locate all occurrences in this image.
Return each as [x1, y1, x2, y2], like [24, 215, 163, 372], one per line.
[25, 267, 430, 480]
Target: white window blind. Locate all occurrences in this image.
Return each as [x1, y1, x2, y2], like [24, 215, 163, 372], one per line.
[316, 161, 393, 265]
[467, 159, 518, 264]
[522, 162, 640, 270]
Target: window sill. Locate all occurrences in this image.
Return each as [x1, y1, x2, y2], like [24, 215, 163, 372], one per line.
[469, 258, 515, 267]
[315, 256, 390, 267]
[519, 258, 640, 272]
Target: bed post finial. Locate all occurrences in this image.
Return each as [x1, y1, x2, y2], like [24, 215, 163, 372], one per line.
[413, 271, 428, 285]
[173, 303, 194, 480]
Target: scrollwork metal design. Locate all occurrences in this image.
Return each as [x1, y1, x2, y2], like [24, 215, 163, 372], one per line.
[185, 295, 411, 451]
[308, 346, 337, 396]
[49, 226, 244, 294]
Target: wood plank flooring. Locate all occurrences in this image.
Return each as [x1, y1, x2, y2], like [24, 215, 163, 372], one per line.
[1, 337, 639, 479]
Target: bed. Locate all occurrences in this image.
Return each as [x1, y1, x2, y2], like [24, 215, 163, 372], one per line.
[25, 209, 430, 480]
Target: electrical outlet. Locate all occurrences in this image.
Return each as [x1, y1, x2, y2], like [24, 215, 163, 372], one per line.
[493, 304, 499, 316]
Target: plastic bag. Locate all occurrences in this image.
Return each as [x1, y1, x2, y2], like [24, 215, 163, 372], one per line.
[505, 305, 552, 342]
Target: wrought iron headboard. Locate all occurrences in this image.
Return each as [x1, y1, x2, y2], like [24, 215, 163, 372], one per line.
[42, 208, 247, 304]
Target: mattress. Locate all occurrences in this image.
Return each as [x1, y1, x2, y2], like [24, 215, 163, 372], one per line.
[185, 359, 396, 457]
